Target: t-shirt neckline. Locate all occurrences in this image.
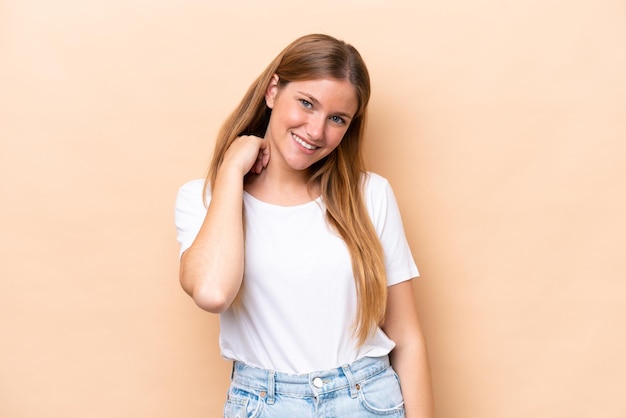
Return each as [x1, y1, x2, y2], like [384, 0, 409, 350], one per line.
[243, 190, 323, 210]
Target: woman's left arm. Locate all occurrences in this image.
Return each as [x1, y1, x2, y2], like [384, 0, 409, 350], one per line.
[382, 280, 435, 418]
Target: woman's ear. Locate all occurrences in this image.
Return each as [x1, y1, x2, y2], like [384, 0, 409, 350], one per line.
[265, 74, 279, 109]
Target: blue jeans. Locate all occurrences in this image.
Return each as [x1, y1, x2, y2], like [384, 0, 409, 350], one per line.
[224, 355, 405, 417]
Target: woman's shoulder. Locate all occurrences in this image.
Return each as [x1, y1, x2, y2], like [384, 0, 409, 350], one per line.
[361, 171, 399, 219]
[362, 171, 392, 194]
[178, 178, 205, 193]
[176, 179, 209, 208]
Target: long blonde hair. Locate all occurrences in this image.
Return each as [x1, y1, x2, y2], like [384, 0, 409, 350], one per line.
[206, 34, 386, 345]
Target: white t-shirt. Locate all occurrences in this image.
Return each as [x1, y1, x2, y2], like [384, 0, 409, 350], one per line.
[175, 172, 418, 374]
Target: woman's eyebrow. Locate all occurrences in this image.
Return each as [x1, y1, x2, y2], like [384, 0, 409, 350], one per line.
[297, 91, 321, 105]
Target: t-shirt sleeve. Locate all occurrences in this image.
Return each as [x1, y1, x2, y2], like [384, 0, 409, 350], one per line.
[174, 179, 209, 258]
[364, 173, 419, 286]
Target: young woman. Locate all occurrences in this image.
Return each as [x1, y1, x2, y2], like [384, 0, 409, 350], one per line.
[175, 34, 434, 417]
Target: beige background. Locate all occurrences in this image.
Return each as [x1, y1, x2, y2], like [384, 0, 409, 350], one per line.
[1, 0, 625, 417]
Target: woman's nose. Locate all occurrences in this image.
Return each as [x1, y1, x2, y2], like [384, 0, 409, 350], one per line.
[305, 114, 325, 140]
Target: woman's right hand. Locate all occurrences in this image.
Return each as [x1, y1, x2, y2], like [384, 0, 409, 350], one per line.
[222, 135, 270, 176]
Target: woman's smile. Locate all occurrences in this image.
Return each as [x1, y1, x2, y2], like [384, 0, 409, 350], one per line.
[291, 133, 319, 151]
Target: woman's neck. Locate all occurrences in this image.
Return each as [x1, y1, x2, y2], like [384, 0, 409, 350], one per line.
[244, 165, 319, 206]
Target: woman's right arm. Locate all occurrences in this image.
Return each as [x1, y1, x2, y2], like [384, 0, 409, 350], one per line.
[179, 135, 269, 313]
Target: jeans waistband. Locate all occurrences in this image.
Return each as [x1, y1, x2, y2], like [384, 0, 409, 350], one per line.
[231, 355, 391, 403]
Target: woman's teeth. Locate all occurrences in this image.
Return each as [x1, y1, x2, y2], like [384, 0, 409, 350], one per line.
[293, 134, 317, 150]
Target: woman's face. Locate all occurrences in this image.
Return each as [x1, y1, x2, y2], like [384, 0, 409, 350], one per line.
[264, 76, 358, 173]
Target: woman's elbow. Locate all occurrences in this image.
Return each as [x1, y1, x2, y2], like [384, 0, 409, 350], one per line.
[191, 286, 232, 313]
[180, 276, 231, 313]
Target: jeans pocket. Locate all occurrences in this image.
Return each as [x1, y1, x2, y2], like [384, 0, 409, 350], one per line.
[223, 385, 265, 418]
[357, 367, 405, 416]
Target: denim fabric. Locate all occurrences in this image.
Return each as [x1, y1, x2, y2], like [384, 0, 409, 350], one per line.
[224, 355, 405, 417]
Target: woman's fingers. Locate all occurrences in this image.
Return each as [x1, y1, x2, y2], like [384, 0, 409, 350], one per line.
[253, 138, 270, 173]
[222, 135, 269, 175]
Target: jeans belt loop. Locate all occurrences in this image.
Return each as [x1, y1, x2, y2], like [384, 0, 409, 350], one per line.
[341, 364, 358, 399]
[267, 370, 276, 405]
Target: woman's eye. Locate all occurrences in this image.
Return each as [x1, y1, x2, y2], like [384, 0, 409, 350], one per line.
[300, 99, 312, 108]
[330, 115, 345, 125]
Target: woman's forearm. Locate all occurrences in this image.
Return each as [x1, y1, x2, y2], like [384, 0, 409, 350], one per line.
[390, 338, 435, 418]
[384, 281, 435, 418]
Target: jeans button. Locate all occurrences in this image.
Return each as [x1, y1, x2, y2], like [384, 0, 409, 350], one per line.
[313, 377, 323, 388]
